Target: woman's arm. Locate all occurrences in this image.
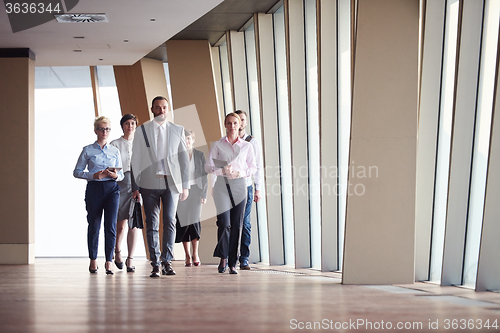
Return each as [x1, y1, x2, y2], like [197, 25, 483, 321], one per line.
[73, 148, 92, 180]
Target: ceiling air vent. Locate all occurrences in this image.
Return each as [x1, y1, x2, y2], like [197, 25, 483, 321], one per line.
[54, 13, 108, 23]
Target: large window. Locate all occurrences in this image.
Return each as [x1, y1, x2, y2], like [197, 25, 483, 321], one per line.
[421, 0, 500, 288]
[215, 1, 352, 270]
[35, 66, 146, 258]
[35, 66, 97, 257]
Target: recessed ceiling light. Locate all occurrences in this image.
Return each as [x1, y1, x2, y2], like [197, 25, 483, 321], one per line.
[124, 39, 129, 43]
[150, 18, 156, 22]
[55, 13, 109, 23]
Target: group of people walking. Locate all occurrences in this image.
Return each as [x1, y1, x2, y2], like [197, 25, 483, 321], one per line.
[73, 96, 261, 277]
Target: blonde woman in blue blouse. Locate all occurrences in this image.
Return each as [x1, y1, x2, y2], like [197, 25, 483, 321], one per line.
[74, 116, 124, 275]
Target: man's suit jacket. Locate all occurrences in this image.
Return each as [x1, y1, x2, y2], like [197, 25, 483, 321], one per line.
[192, 148, 208, 199]
[131, 120, 189, 193]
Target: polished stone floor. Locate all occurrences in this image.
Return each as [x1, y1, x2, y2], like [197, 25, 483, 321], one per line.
[0, 258, 499, 332]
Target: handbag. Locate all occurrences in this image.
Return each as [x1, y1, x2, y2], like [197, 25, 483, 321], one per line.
[128, 198, 144, 229]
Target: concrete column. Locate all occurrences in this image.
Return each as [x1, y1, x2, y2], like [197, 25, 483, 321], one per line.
[0, 48, 36, 264]
[166, 40, 222, 264]
[342, 0, 419, 284]
[114, 58, 170, 125]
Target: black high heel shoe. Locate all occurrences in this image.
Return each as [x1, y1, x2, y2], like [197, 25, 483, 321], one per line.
[218, 258, 227, 273]
[114, 250, 124, 270]
[105, 262, 114, 275]
[89, 266, 98, 274]
[126, 257, 135, 273]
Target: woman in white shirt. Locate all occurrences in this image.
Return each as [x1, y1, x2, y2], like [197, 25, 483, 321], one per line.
[110, 114, 139, 272]
[205, 113, 256, 274]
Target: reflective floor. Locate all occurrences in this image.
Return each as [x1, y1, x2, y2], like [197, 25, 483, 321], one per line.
[0, 258, 499, 332]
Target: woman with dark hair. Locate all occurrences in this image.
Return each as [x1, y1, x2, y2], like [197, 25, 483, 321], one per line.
[74, 116, 124, 275]
[110, 114, 139, 272]
[205, 113, 256, 274]
[175, 129, 208, 266]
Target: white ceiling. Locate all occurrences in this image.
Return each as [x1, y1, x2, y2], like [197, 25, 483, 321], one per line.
[0, 0, 223, 66]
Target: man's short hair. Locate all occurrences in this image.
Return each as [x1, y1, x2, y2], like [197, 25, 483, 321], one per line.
[235, 110, 247, 117]
[151, 96, 169, 108]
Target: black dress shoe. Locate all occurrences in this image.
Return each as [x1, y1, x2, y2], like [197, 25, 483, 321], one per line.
[114, 250, 123, 270]
[229, 267, 238, 274]
[106, 269, 114, 275]
[150, 265, 160, 278]
[161, 262, 176, 276]
[89, 266, 98, 274]
[218, 258, 228, 273]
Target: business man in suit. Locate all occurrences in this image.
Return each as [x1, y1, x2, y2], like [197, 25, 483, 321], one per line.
[131, 96, 189, 277]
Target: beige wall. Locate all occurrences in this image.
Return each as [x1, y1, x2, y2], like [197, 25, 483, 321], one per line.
[166, 40, 222, 264]
[0, 54, 35, 264]
[114, 58, 170, 125]
[342, 0, 419, 284]
[114, 61, 149, 124]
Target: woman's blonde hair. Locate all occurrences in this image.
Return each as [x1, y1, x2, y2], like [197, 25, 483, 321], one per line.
[94, 116, 111, 131]
[224, 112, 241, 125]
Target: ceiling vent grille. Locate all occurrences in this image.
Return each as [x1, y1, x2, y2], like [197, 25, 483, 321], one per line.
[54, 14, 108, 23]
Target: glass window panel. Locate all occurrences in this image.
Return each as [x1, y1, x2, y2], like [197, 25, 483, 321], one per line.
[305, 0, 321, 269]
[337, 0, 351, 270]
[35, 66, 94, 89]
[35, 66, 97, 257]
[245, 22, 270, 263]
[429, 0, 460, 283]
[96, 66, 123, 141]
[274, 5, 295, 265]
[219, 40, 233, 115]
[463, 0, 500, 288]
